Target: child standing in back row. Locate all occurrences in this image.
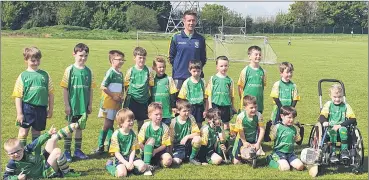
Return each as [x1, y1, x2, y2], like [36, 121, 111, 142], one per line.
[124, 47, 155, 132]
[60, 43, 96, 162]
[206, 56, 236, 137]
[12, 47, 54, 147]
[178, 60, 207, 128]
[151, 56, 178, 126]
[238, 46, 267, 114]
[94, 50, 125, 155]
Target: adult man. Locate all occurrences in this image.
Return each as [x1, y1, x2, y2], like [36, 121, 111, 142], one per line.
[168, 10, 207, 90]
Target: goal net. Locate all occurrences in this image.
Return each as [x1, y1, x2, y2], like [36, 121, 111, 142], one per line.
[213, 34, 278, 64]
[137, 31, 215, 59]
[136, 31, 175, 58]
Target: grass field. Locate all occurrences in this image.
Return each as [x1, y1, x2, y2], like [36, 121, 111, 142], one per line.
[1, 35, 368, 179]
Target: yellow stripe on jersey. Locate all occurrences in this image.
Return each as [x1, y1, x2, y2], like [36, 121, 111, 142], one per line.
[237, 66, 247, 87]
[12, 74, 23, 98]
[131, 135, 139, 151]
[345, 103, 356, 118]
[177, 79, 188, 99]
[189, 115, 200, 133]
[168, 76, 178, 94]
[46, 72, 54, 94]
[292, 84, 300, 101]
[320, 101, 331, 118]
[109, 130, 120, 153]
[124, 68, 132, 87]
[270, 81, 280, 98]
[205, 76, 213, 97]
[200, 126, 209, 146]
[137, 121, 149, 144]
[60, 65, 72, 88]
[161, 123, 171, 146]
[148, 67, 155, 87]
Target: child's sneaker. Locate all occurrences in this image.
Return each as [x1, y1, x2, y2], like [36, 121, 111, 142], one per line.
[64, 169, 81, 178]
[64, 150, 73, 162]
[77, 113, 87, 130]
[92, 147, 105, 155]
[330, 152, 339, 163]
[340, 149, 350, 160]
[74, 149, 89, 160]
[189, 158, 201, 165]
[143, 170, 153, 176]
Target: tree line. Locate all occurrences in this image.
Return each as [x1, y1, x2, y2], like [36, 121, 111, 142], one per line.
[1, 1, 368, 34]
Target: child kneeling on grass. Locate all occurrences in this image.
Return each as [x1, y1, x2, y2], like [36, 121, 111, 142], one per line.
[267, 106, 304, 171]
[137, 102, 173, 175]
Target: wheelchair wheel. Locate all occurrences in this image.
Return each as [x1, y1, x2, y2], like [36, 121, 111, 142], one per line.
[308, 123, 323, 149]
[351, 127, 364, 170]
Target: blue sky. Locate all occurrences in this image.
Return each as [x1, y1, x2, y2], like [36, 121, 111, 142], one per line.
[199, 2, 293, 17]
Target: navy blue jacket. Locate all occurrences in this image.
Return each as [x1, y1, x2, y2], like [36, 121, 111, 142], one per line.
[169, 30, 207, 80]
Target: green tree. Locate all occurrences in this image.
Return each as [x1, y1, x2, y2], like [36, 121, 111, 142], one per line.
[126, 4, 159, 31]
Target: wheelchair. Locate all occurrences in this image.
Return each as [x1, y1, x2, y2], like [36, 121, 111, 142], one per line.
[306, 79, 364, 174]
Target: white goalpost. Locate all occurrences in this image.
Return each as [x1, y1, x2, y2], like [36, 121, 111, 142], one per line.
[213, 34, 278, 64]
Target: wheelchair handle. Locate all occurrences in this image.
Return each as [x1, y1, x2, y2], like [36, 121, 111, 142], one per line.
[318, 79, 346, 109]
[319, 127, 329, 148]
[318, 79, 346, 97]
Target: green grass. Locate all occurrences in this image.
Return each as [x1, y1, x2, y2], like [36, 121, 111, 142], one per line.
[1, 36, 367, 179]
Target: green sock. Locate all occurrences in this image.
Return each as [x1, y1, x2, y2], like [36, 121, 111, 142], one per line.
[64, 138, 72, 151]
[57, 153, 70, 174]
[143, 144, 154, 164]
[106, 164, 117, 177]
[75, 138, 82, 150]
[189, 146, 200, 160]
[105, 128, 114, 149]
[98, 130, 108, 148]
[339, 127, 348, 151]
[57, 124, 75, 140]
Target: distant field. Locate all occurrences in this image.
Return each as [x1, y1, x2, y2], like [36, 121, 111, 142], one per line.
[1, 35, 367, 179]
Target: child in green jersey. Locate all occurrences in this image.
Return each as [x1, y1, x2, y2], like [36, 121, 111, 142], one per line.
[270, 62, 300, 124]
[268, 106, 304, 171]
[206, 56, 236, 135]
[169, 99, 201, 165]
[319, 84, 356, 161]
[237, 46, 267, 113]
[232, 95, 265, 164]
[4, 122, 84, 179]
[105, 108, 147, 177]
[124, 47, 155, 132]
[60, 43, 96, 161]
[152, 56, 178, 126]
[138, 102, 173, 175]
[12, 47, 54, 147]
[178, 60, 207, 128]
[196, 108, 224, 165]
[93, 50, 126, 155]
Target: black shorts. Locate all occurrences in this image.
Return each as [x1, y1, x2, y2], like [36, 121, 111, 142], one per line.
[172, 141, 192, 160]
[197, 147, 215, 163]
[150, 149, 167, 166]
[125, 95, 148, 122]
[161, 118, 172, 126]
[66, 114, 88, 124]
[274, 151, 297, 163]
[191, 104, 205, 123]
[20, 102, 47, 131]
[212, 103, 232, 123]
